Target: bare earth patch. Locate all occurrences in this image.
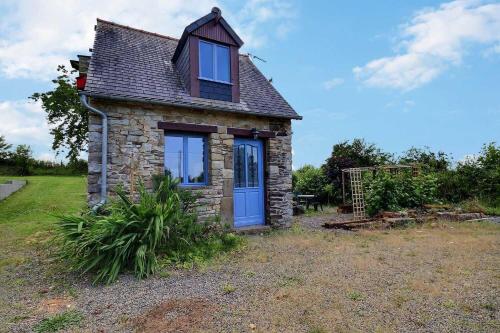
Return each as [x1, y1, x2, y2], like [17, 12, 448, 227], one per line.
[37, 297, 75, 315]
[3, 214, 500, 332]
[132, 298, 217, 332]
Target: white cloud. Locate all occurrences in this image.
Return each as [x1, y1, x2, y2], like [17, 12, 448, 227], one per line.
[37, 152, 59, 162]
[0, 99, 51, 148]
[0, 0, 296, 80]
[354, 0, 500, 90]
[233, 0, 297, 48]
[323, 77, 344, 90]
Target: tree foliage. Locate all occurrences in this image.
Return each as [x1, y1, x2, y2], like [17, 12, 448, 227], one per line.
[293, 165, 328, 196]
[437, 142, 499, 204]
[30, 65, 88, 162]
[12, 144, 34, 176]
[399, 146, 450, 172]
[364, 171, 438, 216]
[0, 135, 12, 160]
[322, 138, 392, 203]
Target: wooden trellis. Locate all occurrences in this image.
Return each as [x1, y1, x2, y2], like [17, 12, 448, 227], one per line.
[341, 165, 419, 221]
[349, 168, 366, 220]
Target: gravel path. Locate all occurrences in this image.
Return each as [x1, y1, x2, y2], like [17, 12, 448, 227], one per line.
[3, 215, 500, 332]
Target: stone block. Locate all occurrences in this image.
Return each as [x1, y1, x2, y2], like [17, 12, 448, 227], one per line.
[222, 169, 233, 179]
[224, 154, 233, 169]
[217, 125, 227, 134]
[220, 197, 234, 225]
[222, 179, 233, 197]
[211, 160, 224, 170]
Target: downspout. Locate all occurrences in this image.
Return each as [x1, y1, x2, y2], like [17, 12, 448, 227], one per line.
[79, 94, 108, 210]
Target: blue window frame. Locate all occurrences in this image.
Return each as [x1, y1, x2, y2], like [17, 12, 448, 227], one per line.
[164, 133, 207, 185]
[199, 40, 230, 83]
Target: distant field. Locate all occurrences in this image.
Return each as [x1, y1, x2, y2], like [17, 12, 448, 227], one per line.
[0, 176, 86, 266]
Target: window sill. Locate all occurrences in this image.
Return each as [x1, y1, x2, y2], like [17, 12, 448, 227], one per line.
[179, 184, 209, 190]
[199, 77, 233, 85]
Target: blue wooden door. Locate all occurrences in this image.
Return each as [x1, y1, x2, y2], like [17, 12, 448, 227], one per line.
[233, 138, 264, 227]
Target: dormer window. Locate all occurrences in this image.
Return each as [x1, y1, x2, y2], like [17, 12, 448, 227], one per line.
[199, 40, 230, 83]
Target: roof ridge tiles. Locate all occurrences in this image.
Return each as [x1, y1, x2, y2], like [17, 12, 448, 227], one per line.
[96, 18, 180, 41]
[96, 18, 253, 60]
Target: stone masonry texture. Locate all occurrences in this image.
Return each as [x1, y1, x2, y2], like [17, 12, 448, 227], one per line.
[88, 99, 293, 228]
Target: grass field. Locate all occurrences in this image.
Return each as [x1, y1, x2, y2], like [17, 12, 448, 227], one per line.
[0, 176, 86, 270]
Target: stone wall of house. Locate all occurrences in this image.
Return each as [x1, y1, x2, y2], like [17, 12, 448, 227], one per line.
[88, 99, 293, 228]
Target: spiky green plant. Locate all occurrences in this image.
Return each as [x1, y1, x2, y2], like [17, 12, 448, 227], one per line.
[56, 175, 243, 284]
[57, 177, 183, 284]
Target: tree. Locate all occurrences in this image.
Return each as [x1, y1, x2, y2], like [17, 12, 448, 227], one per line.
[293, 165, 328, 196]
[399, 146, 450, 172]
[12, 144, 33, 176]
[0, 135, 12, 160]
[476, 142, 500, 202]
[30, 65, 88, 162]
[322, 138, 392, 202]
[436, 142, 499, 204]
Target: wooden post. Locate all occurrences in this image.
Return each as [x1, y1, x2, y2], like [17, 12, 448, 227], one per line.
[342, 171, 346, 204]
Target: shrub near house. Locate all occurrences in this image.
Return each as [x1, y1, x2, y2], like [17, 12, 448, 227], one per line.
[363, 171, 438, 216]
[57, 176, 241, 284]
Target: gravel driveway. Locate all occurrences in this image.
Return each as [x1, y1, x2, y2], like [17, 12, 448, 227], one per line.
[3, 214, 499, 332]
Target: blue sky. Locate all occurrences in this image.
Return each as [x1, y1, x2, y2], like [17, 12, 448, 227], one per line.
[0, 0, 499, 166]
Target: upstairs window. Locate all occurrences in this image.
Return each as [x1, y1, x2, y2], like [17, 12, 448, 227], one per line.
[199, 40, 230, 83]
[164, 133, 207, 185]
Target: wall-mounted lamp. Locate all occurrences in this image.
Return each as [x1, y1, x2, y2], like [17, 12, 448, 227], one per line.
[251, 128, 260, 139]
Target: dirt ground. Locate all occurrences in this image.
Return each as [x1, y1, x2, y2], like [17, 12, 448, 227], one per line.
[2, 212, 499, 332]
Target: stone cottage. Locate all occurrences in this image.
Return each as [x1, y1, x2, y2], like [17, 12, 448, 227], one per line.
[73, 8, 301, 229]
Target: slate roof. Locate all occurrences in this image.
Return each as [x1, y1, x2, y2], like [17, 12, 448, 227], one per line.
[84, 19, 301, 120]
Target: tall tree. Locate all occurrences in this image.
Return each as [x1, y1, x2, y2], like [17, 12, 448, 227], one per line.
[398, 147, 450, 172]
[322, 138, 392, 202]
[30, 65, 88, 162]
[12, 144, 33, 176]
[0, 135, 12, 160]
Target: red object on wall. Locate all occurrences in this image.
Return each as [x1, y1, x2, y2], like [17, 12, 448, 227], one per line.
[76, 75, 87, 90]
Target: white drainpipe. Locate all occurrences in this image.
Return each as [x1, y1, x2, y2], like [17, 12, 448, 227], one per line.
[79, 94, 108, 209]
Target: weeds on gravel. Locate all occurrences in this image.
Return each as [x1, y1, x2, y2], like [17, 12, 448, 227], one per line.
[277, 275, 303, 287]
[443, 300, 456, 309]
[55, 176, 242, 284]
[33, 310, 83, 333]
[222, 283, 236, 294]
[481, 302, 497, 312]
[347, 290, 364, 301]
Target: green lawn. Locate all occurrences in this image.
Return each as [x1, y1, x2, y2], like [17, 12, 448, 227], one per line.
[0, 176, 86, 269]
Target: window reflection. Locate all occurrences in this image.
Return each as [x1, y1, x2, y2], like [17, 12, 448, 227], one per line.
[164, 134, 206, 185]
[199, 41, 214, 79]
[247, 145, 259, 187]
[187, 137, 205, 183]
[233, 143, 259, 188]
[234, 144, 246, 188]
[216, 45, 230, 82]
[165, 136, 183, 182]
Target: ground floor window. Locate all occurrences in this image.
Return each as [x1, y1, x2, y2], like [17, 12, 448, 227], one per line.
[164, 133, 207, 185]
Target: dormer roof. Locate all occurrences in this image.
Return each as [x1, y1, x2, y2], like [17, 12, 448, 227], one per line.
[172, 7, 243, 62]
